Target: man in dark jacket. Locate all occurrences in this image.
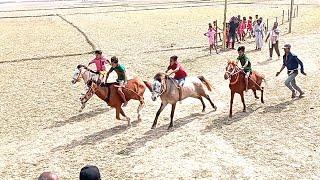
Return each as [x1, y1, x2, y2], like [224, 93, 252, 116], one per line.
[276, 44, 306, 98]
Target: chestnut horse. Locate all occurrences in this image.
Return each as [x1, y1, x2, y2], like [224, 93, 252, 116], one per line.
[150, 72, 217, 129]
[72, 65, 152, 126]
[224, 61, 265, 118]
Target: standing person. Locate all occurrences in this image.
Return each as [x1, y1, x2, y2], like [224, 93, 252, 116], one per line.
[265, 22, 281, 60]
[225, 23, 230, 48]
[38, 172, 60, 180]
[213, 20, 223, 41]
[229, 17, 238, 49]
[88, 50, 110, 84]
[165, 55, 188, 102]
[79, 165, 101, 180]
[276, 44, 306, 98]
[247, 16, 253, 38]
[105, 56, 128, 107]
[259, 17, 267, 34]
[253, 14, 259, 27]
[237, 46, 252, 92]
[236, 15, 241, 43]
[254, 19, 264, 50]
[204, 23, 218, 54]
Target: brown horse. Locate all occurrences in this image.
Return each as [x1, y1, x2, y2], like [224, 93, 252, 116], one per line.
[72, 65, 152, 126]
[224, 61, 265, 118]
[150, 72, 217, 129]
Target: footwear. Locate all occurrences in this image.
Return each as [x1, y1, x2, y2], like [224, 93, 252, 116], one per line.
[122, 101, 128, 107]
[268, 57, 272, 60]
[291, 91, 296, 98]
[299, 91, 305, 98]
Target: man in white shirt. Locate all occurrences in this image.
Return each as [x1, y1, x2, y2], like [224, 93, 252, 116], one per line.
[265, 22, 280, 60]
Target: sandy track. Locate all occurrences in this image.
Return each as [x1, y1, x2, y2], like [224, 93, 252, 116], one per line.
[0, 1, 320, 179]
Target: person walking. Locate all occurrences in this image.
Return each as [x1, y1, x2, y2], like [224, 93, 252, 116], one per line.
[266, 22, 281, 60]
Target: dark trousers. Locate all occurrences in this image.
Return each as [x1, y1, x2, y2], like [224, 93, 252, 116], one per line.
[269, 40, 280, 57]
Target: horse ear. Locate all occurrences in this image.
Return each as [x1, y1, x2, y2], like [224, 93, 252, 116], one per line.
[77, 65, 82, 69]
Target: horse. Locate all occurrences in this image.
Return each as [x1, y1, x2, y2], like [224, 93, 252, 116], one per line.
[224, 61, 265, 118]
[71, 64, 152, 126]
[150, 72, 217, 129]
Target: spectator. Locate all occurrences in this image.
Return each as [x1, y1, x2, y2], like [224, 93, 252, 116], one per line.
[247, 16, 253, 38]
[80, 165, 101, 180]
[229, 17, 238, 49]
[38, 172, 60, 180]
[254, 19, 264, 50]
[265, 22, 281, 60]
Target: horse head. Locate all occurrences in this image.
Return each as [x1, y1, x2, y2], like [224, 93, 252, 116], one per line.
[71, 65, 85, 84]
[71, 64, 98, 84]
[151, 72, 167, 101]
[224, 60, 238, 80]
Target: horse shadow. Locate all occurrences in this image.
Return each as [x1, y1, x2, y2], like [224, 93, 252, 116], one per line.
[256, 59, 280, 66]
[117, 111, 212, 156]
[51, 120, 140, 152]
[45, 107, 111, 129]
[202, 105, 260, 132]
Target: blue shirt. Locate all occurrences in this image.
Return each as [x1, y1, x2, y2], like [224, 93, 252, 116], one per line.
[283, 52, 304, 74]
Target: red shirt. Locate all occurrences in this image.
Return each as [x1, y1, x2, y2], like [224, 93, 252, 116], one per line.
[89, 57, 110, 72]
[167, 62, 188, 79]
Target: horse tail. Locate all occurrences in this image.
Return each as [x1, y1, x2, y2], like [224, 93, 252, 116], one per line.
[143, 81, 153, 92]
[197, 76, 213, 91]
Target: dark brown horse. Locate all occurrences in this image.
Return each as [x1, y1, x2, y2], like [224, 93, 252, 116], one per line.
[224, 61, 265, 118]
[150, 73, 217, 129]
[73, 65, 152, 126]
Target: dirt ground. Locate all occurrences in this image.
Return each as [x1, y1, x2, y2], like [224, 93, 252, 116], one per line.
[0, 0, 320, 179]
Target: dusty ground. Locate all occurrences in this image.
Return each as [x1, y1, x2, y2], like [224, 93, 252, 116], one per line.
[0, 0, 320, 179]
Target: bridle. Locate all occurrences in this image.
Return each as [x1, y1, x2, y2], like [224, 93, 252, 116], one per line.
[225, 64, 242, 85]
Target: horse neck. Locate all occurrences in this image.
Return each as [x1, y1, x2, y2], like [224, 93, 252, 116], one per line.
[163, 78, 178, 95]
[229, 67, 244, 85]
[81, 69, 91, 83]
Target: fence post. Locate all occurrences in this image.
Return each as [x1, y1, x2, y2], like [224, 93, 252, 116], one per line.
[215, 20, 218, 47]
[297, 5, 298, 17]
[288, 9, 290, 21]
[276, 17, 278, 23]
[282, 10, 284, 24]
[293, 7, 296, 17]
[266, 18, 269, 32]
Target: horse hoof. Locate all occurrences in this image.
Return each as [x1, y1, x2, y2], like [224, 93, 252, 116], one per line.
[243, 110, 246, 112]
[262, 100, 265, 103]
[202, 109, 205, 113]
[214, 106, 217, 111]
[151, 125, 156, 129]
[255, 96, 259, 99]
[78, 109, 83, 112]
[167, 126, 173, 130]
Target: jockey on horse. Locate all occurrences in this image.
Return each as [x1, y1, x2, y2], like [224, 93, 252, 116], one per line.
[165, 55, 188, 102]
[89, 50, 110, 84]
[236, 46, 252, 92]
[105, 56, 128, 107]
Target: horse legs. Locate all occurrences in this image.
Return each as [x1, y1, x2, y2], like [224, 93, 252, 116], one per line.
[115, 106, 121, 120]
[168, 103, 176, 129]
[151, 103, 167, 129]
[198, 97, 206, 112]
[253, 89, 259, 99]
[120, 108, 131, 126]
[229, 91, 235, 118]
[261, 87, 265, 103]
[204, 94, 217, 111]
[137, 101, 145, 122]
[240, 91, 246, 112]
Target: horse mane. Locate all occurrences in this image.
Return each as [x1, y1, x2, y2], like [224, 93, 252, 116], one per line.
[77, 64, 99, 74]
[227, 60, 237, 66]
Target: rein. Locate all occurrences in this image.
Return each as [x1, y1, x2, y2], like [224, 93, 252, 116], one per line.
[225, 65, 242, 85]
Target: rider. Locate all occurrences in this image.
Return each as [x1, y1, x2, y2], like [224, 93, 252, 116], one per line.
[88, 50, 110, 84]
[236, 46, 252, 92]
[105, 56, 128, 107]
[165, 55, 188, 101]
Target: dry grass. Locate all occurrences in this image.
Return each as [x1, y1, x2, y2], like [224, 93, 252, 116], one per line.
[0, 1, 320, 179]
